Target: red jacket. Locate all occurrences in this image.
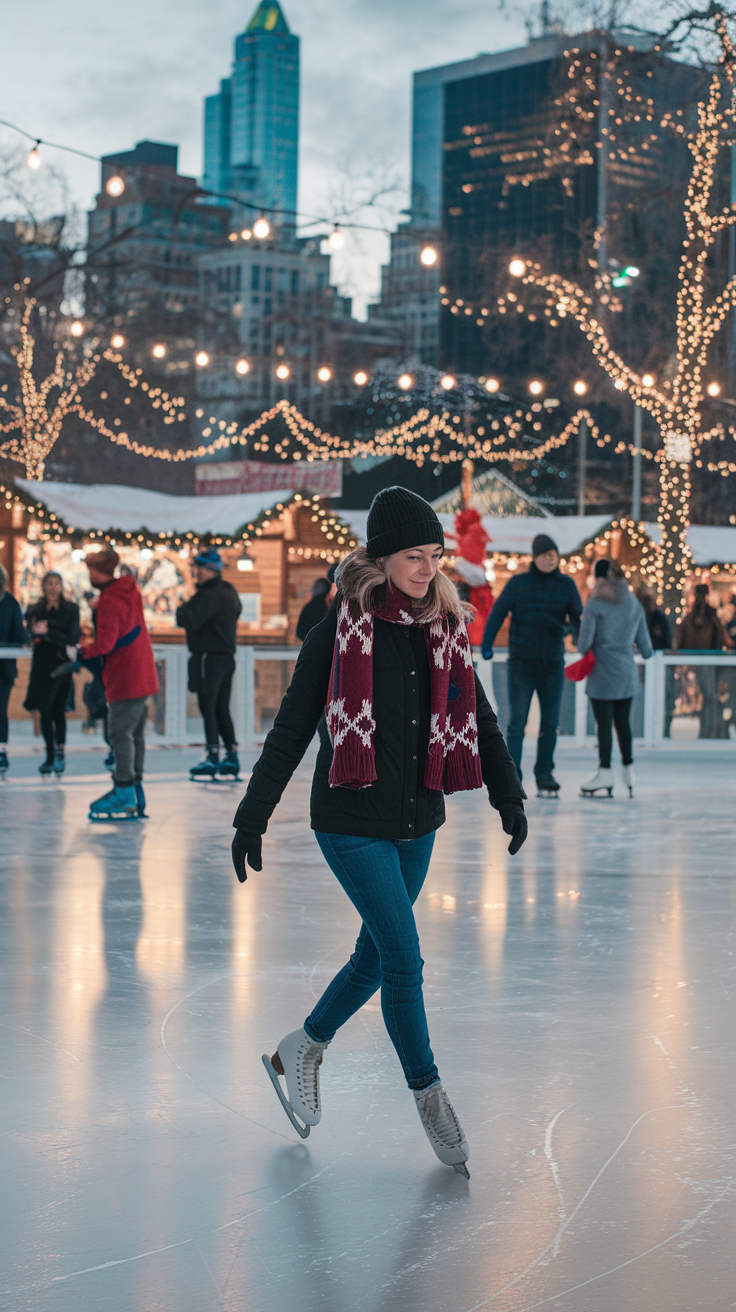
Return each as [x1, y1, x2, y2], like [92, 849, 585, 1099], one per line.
[83, 575, 159, 703]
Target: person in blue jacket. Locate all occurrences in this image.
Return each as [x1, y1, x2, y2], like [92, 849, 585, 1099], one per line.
[0, 563, 26, 777]
[481, 533, 582, 794]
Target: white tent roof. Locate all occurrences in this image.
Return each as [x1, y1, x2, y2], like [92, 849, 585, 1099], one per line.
[340, 510, 612, 555]
[17, 480, 291, 537]
[644, 523, 736, 566]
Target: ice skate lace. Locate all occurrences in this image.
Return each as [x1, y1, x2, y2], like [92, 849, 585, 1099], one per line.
[420, 1087, 464, 1149]
[296, 1039, 325, 1111]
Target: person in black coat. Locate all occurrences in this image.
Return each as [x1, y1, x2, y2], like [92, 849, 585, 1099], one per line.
[481, 533, 582, 793]
[231, 487, 526, 1177]
[176, 548, 242, 778]
[24, 572, 81, 775]
[296, 577, 330, 641]
[0, 563, 25, 774]
[634, 582, 672, 650]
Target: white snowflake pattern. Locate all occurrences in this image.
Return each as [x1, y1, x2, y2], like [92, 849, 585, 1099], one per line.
[326, 697, 376, 748]
[336, 602, 373, 656]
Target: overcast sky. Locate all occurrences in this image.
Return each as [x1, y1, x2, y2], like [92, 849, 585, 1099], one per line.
[1, 0, 528, 313]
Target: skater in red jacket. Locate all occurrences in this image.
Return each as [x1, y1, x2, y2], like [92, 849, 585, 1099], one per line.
[82, 549, 159, 820]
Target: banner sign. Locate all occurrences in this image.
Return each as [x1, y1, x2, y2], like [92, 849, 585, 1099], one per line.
[195, 459, 342, 498]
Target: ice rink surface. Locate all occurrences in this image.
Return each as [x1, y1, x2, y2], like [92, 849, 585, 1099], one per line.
[1, 743, 735, 1312]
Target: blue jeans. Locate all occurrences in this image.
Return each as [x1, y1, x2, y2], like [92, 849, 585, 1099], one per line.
[305, 831, 439, 1091]
[506, 658, 564, 782]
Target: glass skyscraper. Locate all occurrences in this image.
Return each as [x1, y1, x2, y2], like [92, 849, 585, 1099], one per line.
[203, 2, 299, 229]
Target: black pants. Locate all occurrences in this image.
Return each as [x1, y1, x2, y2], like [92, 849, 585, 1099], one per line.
[194, 653, 236, 750]
[591, 697, 633, 768]
[39, 676, 72, 757]
[0, 676, 13, 742]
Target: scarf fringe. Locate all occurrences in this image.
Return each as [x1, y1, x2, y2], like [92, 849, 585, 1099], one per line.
[327, 739, 377, 790]
[442, 749, 483, 795]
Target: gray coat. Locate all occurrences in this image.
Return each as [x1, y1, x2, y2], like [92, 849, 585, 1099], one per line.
[577, 577, 653, 700]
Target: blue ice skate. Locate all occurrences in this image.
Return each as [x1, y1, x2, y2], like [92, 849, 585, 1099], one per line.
[89, 784, 138, 821]
[190, 748, 219, 781]
[134, 782, 147, 817]
[218, 749, 240, 780]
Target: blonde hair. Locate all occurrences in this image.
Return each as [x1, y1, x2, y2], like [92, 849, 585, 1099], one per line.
[335, 547, 473, 626]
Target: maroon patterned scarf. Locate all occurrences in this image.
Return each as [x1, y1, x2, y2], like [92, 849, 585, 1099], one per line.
[326, 588, 483, 794]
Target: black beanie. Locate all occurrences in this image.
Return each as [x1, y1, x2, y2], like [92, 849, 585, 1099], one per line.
[594, 558, 611, 578]
[365, 486, 444, 559]
[531, 532, 558, 558]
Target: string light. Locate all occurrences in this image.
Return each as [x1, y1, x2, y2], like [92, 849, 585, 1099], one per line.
[484, 377, 500, 393]
[397, 373, 413, 389]
[194, 351, 210, 367]
[235, 358, 250, 375]
[328, 226, 344, 250]
[573, 380, 588, 395]
[253, 215, 271, 239]
[26, 145, 41, 170]
[420, 245, 438, 266]
[105, 175, 124, 197]
[110, 334, 125, 349]
[276, 364, 290, 380]
[353, 371, 368, 386]
[707, 381, 721, 396]
[440, 374, 456, 390]
[152, 343, 166, 359]
[317, 366, 332, 382]
[529, 380, 544, 395]
[70, 320, 84, 337]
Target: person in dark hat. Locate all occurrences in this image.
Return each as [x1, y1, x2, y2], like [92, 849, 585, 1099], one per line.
[176, 548, 242, 780]
[481, 531, 583, 795]
[230, 485, 525, 1176]
[296, 577, 331, 641]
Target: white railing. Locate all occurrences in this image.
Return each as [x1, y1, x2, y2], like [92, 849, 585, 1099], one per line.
[3, 646, 735, 750]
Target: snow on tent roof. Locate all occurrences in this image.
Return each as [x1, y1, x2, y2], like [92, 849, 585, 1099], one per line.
[339, 511, 612, 556]
[16, 480, 291, 537]
[644, 523, 736, 566]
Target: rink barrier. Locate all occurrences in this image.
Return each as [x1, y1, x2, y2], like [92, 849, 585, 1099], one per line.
[2, 646, 734, 750]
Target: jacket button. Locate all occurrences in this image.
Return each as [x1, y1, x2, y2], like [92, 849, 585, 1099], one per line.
[409, 797, 415, 803]
[410, 670, 415, 675]
[408, 823, 414, 828]
[411, 719, 417, 725]
[412, 754, 417, 760]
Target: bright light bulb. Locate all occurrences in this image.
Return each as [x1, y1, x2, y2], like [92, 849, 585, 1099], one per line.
[528, 379, 543, 395]
[707, 381, 721, 396]
[440, 374, 456, 389]
[484, 377, 500, 393]
[240, 228, 252, 240]
[27, 147, 41, 170]
[573, 380, 587, 395]
[641, 373, 655, 388]
[152, 343, 166, 359]
[276, 364, 290, 380]
[420, 245, 438, 266]
[328, 226, 344, 250]
[195, 351, 209, 367]
[228, 232, 238, 242]
[253, 216, 271, 239]
[353, 370, 368, 386]
[235, 358, 250, 375]
[106, 175, 124, 197]
[70, 320, 84, 337]
[397, 373, 413, 389]
[110, 333, 125, 349]
[624, 266, 640, 277]
[509, 258, 526, 277]
[317, 366, 332, 382]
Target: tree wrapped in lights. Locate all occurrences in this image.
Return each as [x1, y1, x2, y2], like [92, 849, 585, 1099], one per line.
[502, 14, 736, 611]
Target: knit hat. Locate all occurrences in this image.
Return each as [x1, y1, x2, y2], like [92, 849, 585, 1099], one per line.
[85, 547, 120, 576]
[594, 558, 611, 578]
[532, 532, 558, 558]
[194, 548, 223, 572]
[365, 486, 444, 559]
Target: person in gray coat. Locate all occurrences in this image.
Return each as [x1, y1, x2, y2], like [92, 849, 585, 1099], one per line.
[577, 559, 652, 797]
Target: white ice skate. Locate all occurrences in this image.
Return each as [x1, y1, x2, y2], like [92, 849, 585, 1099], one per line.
[413, 1082, 470, 1178]
[580, 767, 614, 798]
[262, 1027, 329, 1139]
[622, 764, 635, 798]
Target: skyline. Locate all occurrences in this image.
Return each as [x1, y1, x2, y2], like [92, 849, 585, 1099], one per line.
[1, 0, 526, 316]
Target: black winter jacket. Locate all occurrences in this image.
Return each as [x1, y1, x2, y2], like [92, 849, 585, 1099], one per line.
[0, 590, 25, 684]
[482, 564, 582, 662]
[234, 603, 524, 841]
[176, 577, 242, 654]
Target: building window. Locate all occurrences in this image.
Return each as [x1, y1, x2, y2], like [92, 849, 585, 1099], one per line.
[290, 269, 299, 296]
[251, 265, 260, 291]
[264, 267, 272, 292]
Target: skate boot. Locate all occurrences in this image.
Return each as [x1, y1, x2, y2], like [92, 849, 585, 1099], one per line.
[621, 764, 635, 798]
[0, 748, 8, 780]
[134, 781, 147, 817]
[580, 767, 614, 798]
[104, 749, 115, 772]
[536, 773, 560, 798]
[262, 1026, 330, 1139]
[52, 746, 65, 776]
[190, 747, 219, 781]
[89, 784, 138, 821]
[413, 1082, 470, 1178]
[39, 752, 55, 776]
[218, 748, 240, 780]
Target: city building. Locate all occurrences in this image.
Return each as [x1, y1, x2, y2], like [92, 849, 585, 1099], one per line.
[86, 140, 231, 324]
[202, 0, 299, 232]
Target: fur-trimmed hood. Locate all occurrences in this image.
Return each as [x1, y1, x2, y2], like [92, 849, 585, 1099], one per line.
[590, 575, 629, 604]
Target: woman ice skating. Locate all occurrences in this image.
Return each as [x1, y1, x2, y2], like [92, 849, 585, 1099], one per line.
[0, 563, 25, 779]
[24, 572, 81, 776]
[577, 559, 652, 798]
[231, 487, 526, 1176]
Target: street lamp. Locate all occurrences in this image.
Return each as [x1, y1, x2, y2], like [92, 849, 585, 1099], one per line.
[235, 358, 250, 376]
[110, 334, 125, 349]
[509, 258, 526, 277]
[440, 374, 456, 390]
[152, 343, 166, 359]
[317, 366, 332, 382]
[420, 244, 438, 266]
[707, 381, 721, 396]
[528, 379, 544, 395]
[276, 364, 290, 380]
[353, 370, 368, 386]
[397, 373, 413, 389]
[105, 175, 125, 197]
[573, 380, 588, 396]
[195, 351, 209, 367]
[484, 377, 500, 393]
[253, 215, 271, 239]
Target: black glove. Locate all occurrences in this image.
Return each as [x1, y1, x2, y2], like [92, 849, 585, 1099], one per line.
[231, 830, 262, 882]
[496, 801, 528, 855]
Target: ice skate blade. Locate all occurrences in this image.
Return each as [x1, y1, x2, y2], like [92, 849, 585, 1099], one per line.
[189, 775, 238, 784]
[262, 1054, 311, 1139]
[453, 1162, 471, 1179]
[537, 790, 560, 799]
[89, 812, 139, 822]
[580, 788, 613, 798]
